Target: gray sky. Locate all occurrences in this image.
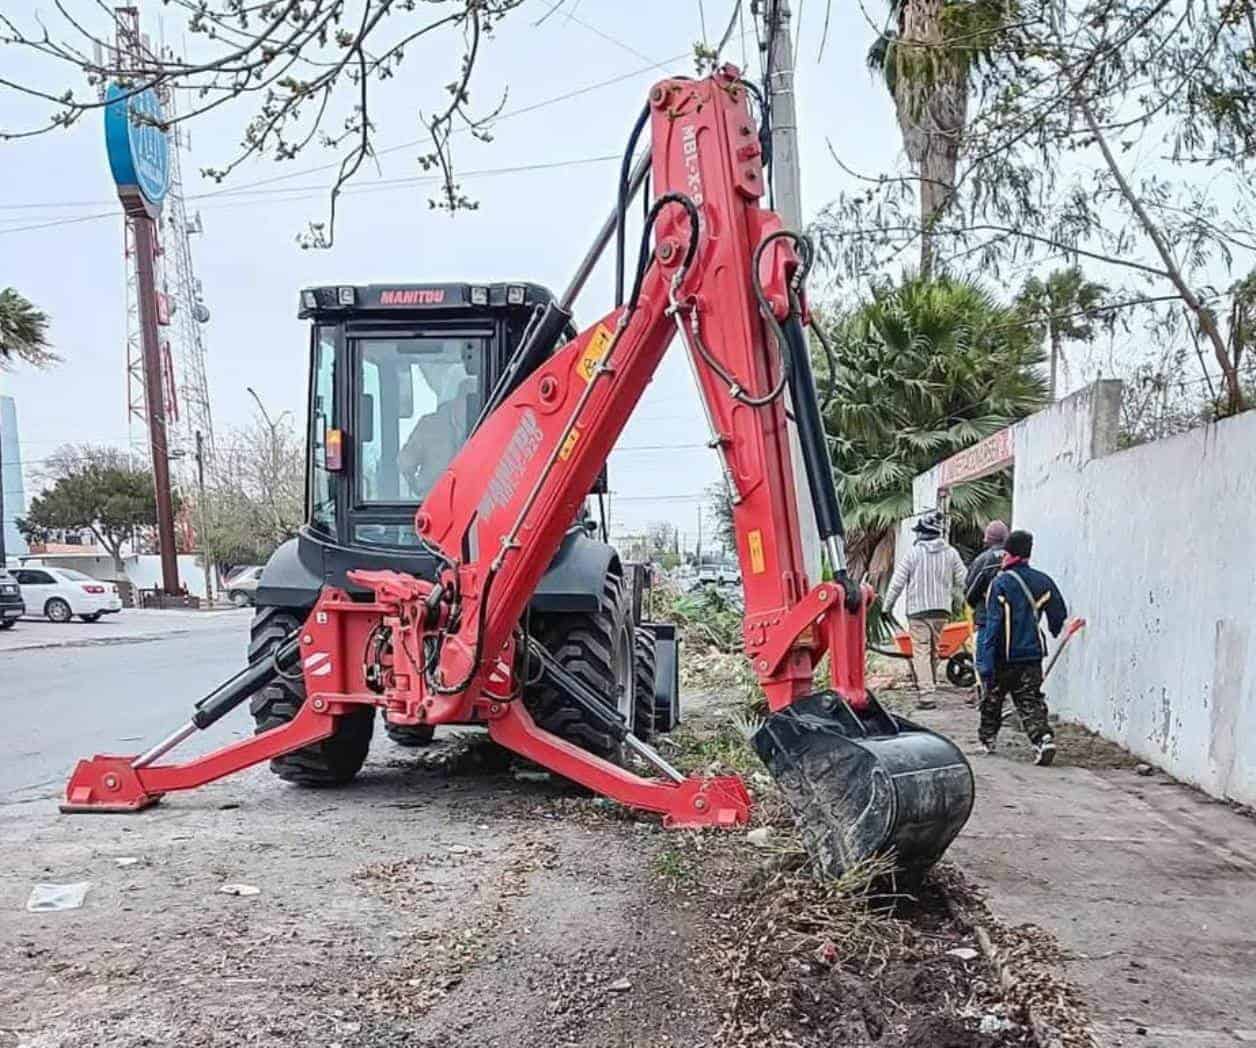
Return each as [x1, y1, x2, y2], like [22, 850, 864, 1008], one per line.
[0, 1, 900, 548]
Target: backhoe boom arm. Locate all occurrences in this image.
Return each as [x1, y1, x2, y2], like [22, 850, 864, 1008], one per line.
[419, 67, 867, 717]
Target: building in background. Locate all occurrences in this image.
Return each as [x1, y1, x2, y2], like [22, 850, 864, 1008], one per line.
[1, 395, 28, 561]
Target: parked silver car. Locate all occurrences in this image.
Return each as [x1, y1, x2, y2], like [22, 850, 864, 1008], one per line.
[224, 565, 263, 606]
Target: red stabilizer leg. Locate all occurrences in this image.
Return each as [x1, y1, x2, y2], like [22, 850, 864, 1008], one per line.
[488, 702, 751, 828]
[62, 757, 163, 813]
[61, 700, 340, 814]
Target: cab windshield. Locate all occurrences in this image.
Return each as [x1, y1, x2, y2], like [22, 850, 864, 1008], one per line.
[356, 337, 484, 504]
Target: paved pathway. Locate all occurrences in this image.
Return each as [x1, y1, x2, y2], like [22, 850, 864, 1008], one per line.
[916, 691, 1256, 1048]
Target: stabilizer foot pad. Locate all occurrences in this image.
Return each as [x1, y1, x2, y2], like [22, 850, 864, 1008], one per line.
[60, 756, 164, 814]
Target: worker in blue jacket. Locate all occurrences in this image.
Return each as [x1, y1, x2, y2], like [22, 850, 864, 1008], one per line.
[975, 529, 1068, 765]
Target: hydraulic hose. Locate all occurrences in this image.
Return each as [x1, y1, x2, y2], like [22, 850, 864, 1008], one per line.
[615, 105, 653, 307]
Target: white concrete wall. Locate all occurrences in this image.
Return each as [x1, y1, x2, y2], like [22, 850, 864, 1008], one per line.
[1030, 407, 1256, 806]
[24, 552, 218, 601]
[904, 384, 1256, 806]
[122, 554, 216, 600]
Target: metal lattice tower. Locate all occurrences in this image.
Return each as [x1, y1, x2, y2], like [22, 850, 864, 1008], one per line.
[161, 106, 216, 469]
[108, 7, 215, 476]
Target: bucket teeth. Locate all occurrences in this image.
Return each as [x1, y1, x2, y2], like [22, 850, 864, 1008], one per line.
[753, 691, 974, 881]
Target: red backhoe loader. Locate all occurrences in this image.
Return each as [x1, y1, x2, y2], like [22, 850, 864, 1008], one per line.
[63, 67, 973, 882]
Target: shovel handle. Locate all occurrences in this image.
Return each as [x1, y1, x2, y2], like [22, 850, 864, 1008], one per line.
[1043, 617, 1086, 680]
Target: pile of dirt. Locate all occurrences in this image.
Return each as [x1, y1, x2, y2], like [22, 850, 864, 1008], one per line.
[661, 701, 1097, 1048]
[680, 840, 1033, 1048]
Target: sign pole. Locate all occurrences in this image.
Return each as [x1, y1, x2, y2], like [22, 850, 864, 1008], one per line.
[104, 79, 180, 596]
[132, 214, 180, 594]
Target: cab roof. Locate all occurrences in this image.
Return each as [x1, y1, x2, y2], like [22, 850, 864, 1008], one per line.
[297, 282, 556, 319]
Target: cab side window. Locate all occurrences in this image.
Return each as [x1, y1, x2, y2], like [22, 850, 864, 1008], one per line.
[309, 327, 337, 534]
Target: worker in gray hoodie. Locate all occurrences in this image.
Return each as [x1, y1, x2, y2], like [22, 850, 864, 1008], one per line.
[883, 510, 967, 709]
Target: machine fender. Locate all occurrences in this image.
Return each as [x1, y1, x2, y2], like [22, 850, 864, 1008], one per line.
[529, 529, 622, 614]
[644, 622, 681, 731]
[255, 536, 323, 612]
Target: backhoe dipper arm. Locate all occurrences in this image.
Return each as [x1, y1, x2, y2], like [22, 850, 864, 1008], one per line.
[419, 66, 867, 718]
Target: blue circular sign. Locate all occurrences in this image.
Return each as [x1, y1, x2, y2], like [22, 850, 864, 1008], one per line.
[104, 83, 170, 210]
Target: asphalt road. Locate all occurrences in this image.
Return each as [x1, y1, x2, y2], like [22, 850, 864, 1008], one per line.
[1, 616, 254, 803]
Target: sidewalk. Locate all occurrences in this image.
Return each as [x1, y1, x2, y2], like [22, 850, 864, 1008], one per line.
[914, 689, 1256, 1048]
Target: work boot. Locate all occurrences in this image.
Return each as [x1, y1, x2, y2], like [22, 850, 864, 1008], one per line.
[1033, 734, 1056, 766]
[978, 736, 997, 756]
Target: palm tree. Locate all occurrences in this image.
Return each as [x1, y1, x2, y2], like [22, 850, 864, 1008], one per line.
[1014, 267, 1109, 399]
[0, 288, 55, 564]
[815, 273, 1047, 586]
[867, 0, 1008, 277]
[0, 288, 56, 369]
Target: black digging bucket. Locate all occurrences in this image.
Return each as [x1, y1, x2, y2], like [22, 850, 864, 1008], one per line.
[752, 690, 974, 883]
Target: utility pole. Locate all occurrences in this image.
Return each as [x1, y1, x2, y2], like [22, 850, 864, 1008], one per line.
[195, 429, 213, 605]
[762, 0, 823, 585]
[764, 0, 803, 232]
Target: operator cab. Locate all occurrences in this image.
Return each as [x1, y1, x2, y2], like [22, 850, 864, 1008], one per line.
[298, 282, 564, 554]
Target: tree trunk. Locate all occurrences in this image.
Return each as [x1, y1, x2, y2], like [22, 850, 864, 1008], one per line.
[893, 0, 966, 279]
[1049, 330, 1061, 399]
[1075, 95, 1245, 416]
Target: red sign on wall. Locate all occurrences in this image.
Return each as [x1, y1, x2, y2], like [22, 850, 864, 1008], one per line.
[938, 427, 1015, 486]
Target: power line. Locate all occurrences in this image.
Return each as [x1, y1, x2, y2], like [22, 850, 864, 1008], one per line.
[0, 45, 708, 217]
[610, 492, 710, 502]
[536, 0, 658, 65]
[0, 153, 623, 237]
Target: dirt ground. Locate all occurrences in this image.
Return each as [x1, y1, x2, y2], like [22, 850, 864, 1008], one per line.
[0, 701, 1086, 1048]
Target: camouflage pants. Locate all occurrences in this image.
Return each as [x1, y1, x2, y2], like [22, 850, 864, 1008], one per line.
[979, 663, 1049, 745]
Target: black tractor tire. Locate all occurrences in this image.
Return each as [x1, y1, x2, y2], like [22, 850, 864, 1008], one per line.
[383, 719, 437, 747]
[526, 572, 636, 761]
[632, 627, 658, 743]
[247, 606, 374, 786]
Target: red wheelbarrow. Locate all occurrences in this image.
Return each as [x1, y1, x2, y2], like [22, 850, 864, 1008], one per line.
[875, 619, 977, 687]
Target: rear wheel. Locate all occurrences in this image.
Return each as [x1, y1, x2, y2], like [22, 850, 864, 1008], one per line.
[45, 598, 72, 624]
[632, 627, 658, 742]
[526, 572, 636, 761]
[248, 606, 374, 786]
[230, 590, 251, 607]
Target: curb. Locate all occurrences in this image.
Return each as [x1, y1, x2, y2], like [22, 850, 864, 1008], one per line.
[0, 629, 194, 654]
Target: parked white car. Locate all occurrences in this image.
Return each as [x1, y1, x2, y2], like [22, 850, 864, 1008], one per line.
[14, 567, 124, 623]
[224, 565, 263, 607]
